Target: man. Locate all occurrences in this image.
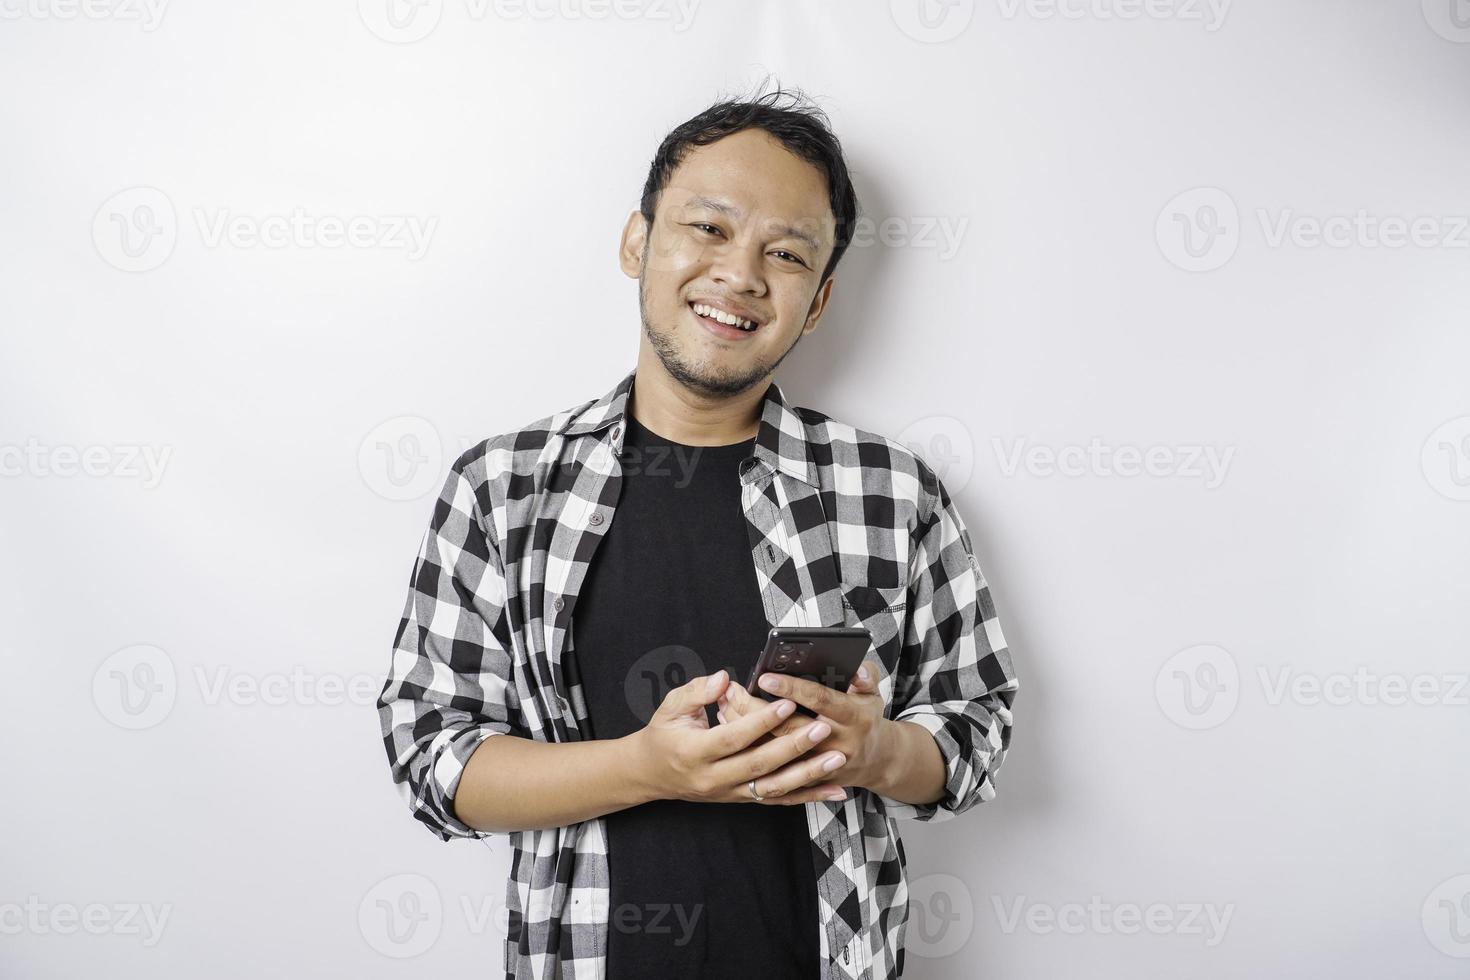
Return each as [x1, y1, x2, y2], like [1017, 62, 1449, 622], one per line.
[377, 86, 1019, 980]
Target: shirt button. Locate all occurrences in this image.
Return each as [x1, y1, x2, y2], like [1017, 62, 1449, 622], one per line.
[611, 425, 622, 441]
[552, 596, 565, 611]
[589, 512, 603, 526]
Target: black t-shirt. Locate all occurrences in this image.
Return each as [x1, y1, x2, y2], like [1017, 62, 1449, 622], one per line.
[569, 412, 821, 980]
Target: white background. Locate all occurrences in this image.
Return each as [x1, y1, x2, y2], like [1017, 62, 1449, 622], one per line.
[3, 0, 1469, 977]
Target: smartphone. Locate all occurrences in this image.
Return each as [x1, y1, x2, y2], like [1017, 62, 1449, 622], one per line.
[745, 626, 872, 719]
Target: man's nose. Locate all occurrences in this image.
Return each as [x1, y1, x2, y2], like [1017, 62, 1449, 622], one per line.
[708, 239, 766, 295]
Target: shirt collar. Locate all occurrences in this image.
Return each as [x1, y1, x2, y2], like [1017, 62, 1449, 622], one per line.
[559, 366, 818, 488]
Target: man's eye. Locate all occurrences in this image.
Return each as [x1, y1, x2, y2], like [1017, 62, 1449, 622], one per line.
[771, 250, 807, 267]
[691, 223, 722, 237]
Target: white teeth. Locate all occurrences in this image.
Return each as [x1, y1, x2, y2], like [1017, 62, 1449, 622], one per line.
[693, 302, 756, 331]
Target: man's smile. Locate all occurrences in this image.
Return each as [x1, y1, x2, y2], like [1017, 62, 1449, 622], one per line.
[688, 298, 765, 338]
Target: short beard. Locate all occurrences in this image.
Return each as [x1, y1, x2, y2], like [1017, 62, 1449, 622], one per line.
[637, 261, 806, 400]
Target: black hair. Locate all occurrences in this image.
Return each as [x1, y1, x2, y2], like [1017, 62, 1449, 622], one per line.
[638, 80, 859, 285]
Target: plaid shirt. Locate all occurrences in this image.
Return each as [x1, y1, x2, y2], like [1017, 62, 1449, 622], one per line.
[377, 367, 1019, 980]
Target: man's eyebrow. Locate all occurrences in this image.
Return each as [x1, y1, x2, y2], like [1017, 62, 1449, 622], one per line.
[684, 195, 824, 252]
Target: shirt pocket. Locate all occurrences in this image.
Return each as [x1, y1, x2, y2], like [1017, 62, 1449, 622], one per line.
[840, 582, 907, 682]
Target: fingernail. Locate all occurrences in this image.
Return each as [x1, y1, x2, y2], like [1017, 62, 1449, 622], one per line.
[775, 700, 795, 718]
[823, 754, 845, 772]
[826, 790, 846, 802]
[705, 670, 725, 695]
[858, 666, 869, 682]
[759, 674, 780, 692]
[807, 721, 831, 742]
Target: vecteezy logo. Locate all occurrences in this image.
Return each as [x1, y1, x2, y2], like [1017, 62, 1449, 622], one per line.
[905, 873, 974, 959]
[358, 0, 443, 42]
[1423, 874, 1470, 957]
[890, 0, 975, 42]
[1155, 644, 1239, 730]
[1421, 416, 1470, 501]
[896, 416, 976, 495]
[358, 416, 443, 501]
[1423, 0, 1470, 42]
[93, 187, 177, 272]
[359, 873, 442, 957]
[92, 644, 177, 730]
[1156, 187, 1240, 272]
[625, 645, 707, 724]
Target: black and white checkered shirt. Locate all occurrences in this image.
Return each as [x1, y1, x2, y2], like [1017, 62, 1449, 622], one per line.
[377, 367, 1019, 979]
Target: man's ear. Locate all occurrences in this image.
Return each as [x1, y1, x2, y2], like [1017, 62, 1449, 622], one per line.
[619, 210, 648, 279]
[801, 275, 836, 335]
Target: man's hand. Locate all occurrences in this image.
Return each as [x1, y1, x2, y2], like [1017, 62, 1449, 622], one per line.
[630, 669, 850, 805]
[716, 659, 892, 795]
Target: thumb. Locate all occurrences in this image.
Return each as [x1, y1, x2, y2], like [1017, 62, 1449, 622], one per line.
[848, 660, 879, 694]
[666, 668, 727, 714]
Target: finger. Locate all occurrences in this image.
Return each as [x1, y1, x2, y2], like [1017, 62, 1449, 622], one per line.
[698, 693, 798, 760]
[711, 714, 836, 790]
[745, 746, 849, 801]
[756, 670, 848, 722]
[752, 782, 848, 806]
[847, 659, 880, 695]
[663, 669, 729, 718]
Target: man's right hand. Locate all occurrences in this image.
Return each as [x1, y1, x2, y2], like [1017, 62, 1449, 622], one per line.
[630, 669, 848, 806]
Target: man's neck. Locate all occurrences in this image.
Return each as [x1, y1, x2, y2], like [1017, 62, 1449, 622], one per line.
[628, 352, 764, 447]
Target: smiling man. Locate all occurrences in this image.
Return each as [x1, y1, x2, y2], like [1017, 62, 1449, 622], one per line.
[377, 86, 1019, 980]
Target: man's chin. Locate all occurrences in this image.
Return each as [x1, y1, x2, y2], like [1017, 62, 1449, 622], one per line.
[654, 347, 769, 400]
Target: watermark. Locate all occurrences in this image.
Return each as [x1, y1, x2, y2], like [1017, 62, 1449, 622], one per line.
[611, 902, 703, 945]
[93, 645, 384, 729]
[0, 0, 168, 30]
[194, 208, 436, 260]
[93, 645, 178, 730]
[1157, 645, 1469, 730]
[93, 187, 177, 273]
[1156, 644, 1239, 730]
[194, 665, 383, 708]
[906, 873, 975, 959]
[1422, 416, 1470, 501]
[624, 645, 708, 723]
[1159, 187, 1470, 271]
[0, 898, 172, 946]
[995, 0, 1230, 31]
[896, 416, 976, 495]
[1258, 666, 1468, 708]
[359, 0, 700, 43]
[358, 0, 443, 42]
[847, 215, 970, 261]
[1422, 0, 1470, 43]
[891, 0, 975, 43]
[0, 440, 172, 488]
[359, 876, 526, 957]
[359, 874, 442, 958]
[1156, 187, 1239, 272]
[1423, 874, 1470, 958]
[359, 416, 444, 502]
[93, 187, 437, 272]
[1257, 210, 1470, 251]
[992, 896, 1234, 946]
[992, 436, 1236, 489]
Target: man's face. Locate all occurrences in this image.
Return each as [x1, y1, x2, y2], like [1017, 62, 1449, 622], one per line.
[620, 128, 837, 399]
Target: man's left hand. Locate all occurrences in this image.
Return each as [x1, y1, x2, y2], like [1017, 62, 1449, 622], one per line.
[716, 658, 891, 794]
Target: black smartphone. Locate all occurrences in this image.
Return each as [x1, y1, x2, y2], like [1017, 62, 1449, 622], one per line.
[745, 626, 872, 719]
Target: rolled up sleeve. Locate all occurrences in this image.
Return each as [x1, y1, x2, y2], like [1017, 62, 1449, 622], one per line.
[875, 462, 1019, 822]
[376, 449, 523, 842]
